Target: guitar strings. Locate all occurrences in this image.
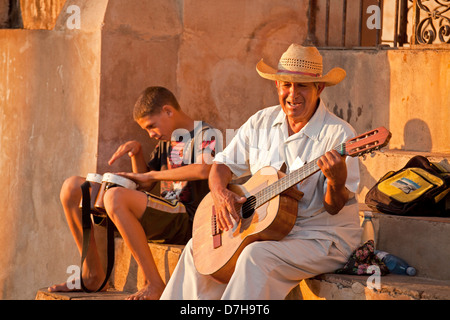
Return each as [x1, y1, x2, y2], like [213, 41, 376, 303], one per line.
[229, 143, 345, 217]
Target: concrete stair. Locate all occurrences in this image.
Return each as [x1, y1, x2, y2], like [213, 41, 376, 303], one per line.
[288, 274, 450, 300]
[370, 211, 450, 280]
[112, 240, 184, 292]
[36, 211, 450, 300]
[35, 288, 131, 300]
[358, 149, 450, 281]
[35, 240, 184, 300]
[36, 150, 450, 300]
[287, 210, 450, 300]
[290, 150, 450, 300]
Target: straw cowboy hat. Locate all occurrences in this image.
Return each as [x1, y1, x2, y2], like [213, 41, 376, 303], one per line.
[256, 44, 346, 86]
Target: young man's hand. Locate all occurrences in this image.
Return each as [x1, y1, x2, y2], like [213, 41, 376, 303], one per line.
[116, 171, 157, 191]
[108, 140, 143, 166]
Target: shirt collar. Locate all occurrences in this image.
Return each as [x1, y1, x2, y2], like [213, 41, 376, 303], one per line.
[272, 99, 327, 142]
[272, 107, 286, 127]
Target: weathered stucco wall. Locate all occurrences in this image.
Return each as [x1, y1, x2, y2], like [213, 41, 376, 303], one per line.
[320, 49, 391, 136]
[97, 0, 311, 174]
[96, 0, 183, 174]
[321, 48, 450, 200]
[387, 49, 450, 153]
[178, 0, 309, 134]
[0, 1, 105, 300]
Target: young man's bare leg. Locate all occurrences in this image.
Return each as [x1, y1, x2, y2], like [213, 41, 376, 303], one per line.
[48, 176, 107, 292]
[103, 188, 166, 300]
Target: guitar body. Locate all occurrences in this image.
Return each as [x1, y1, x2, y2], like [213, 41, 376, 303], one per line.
[192, 166, 300, 284]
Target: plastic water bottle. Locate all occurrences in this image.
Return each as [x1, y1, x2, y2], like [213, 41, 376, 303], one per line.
[375, 250, 416, 276]
[361, 211, 376, 246]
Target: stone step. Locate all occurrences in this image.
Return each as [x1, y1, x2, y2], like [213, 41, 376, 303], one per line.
[358, 150, 450, 279]
[36, 191, 450, 300]
[285, 208, 450, 300]
[111, 239, 184, 292]
[360, 208, 450, 281]
[36, 226, 450, 300]
[109, 210, 450, 300]
[35, 288, 132, 300]
[34, 240, 184, 300]
[288, 273, 450, 300]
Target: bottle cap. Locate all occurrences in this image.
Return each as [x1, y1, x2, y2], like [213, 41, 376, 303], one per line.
[364, 211, 373, 219]
[406, 267, 416, 276]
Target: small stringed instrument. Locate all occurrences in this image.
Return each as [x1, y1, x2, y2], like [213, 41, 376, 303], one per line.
[192, 127, 391, 283]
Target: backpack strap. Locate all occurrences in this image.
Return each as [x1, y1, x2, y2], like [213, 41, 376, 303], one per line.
[80, 181, 115, 293]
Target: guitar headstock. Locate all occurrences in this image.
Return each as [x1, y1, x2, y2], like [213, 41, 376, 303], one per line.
[344, 127, 391, 158]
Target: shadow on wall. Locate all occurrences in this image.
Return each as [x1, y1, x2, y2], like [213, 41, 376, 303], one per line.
[357, 119, 433, 202]
[402, 119, 432, 152]
[0, 0, 23, 28]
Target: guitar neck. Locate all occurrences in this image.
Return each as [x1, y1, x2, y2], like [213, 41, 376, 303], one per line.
[254, 143, 345, 208]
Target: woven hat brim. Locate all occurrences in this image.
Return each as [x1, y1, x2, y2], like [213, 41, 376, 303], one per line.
[256, 59, 346, 87]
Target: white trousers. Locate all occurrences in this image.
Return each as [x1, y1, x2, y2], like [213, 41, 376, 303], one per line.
[160, 236, 350, 300]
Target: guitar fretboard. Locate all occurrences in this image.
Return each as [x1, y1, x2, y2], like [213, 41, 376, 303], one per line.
[252, 143, 346, 208]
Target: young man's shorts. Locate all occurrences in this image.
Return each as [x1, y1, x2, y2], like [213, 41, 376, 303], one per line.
[139, 191, 192, 245]
[93, 191, 192, 245]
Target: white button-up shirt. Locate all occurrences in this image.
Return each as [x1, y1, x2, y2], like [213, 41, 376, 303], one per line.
[214, 100, 362, 255]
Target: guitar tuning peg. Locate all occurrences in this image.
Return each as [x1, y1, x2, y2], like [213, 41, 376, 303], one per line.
[370, 152, 376, 158]
[361, 154, 367, 161]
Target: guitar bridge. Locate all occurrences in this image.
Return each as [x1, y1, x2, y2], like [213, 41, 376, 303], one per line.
[212, 206, 222, 249]
[213, 233, 222, 249]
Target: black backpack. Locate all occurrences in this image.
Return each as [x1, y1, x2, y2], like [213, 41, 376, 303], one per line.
[365, 155, 450, 217]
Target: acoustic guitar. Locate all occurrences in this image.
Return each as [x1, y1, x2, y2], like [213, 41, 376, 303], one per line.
[192, 127, 391, 283]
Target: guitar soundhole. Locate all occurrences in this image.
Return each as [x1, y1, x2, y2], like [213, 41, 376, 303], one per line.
[241, 196, 256, 219]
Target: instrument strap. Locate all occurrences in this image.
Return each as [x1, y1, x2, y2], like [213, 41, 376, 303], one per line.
[80, 181, 115, 293]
